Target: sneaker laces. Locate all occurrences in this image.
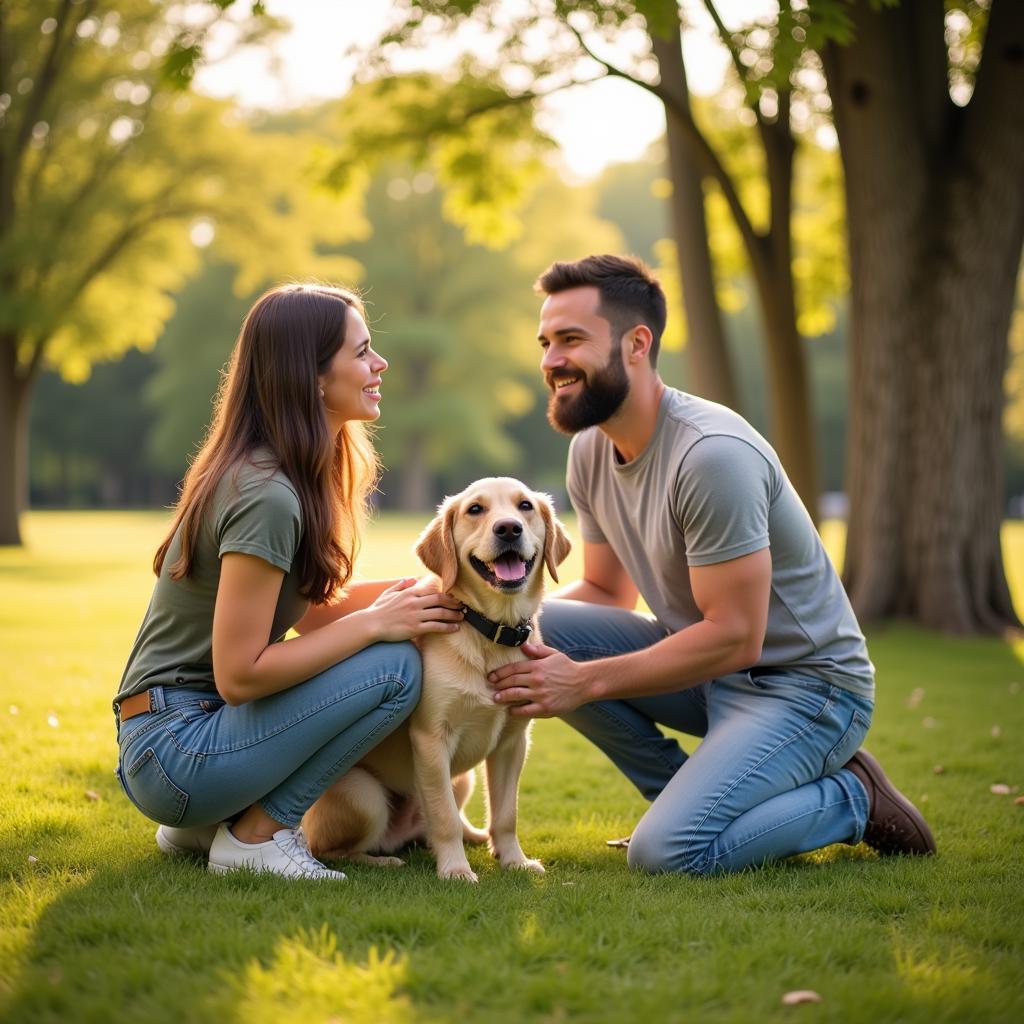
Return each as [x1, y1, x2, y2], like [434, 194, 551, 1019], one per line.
[277, 827, 331, 875]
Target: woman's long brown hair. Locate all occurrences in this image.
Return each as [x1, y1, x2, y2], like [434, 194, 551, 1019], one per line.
[153, 284, 381, 604]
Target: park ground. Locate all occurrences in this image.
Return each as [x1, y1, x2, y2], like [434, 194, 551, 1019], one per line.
[1, 512, 1023, 1023]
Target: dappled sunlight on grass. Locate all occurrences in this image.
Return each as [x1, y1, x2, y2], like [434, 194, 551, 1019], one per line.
[892, 937, 986, 1003]
[214, 926, 416, 1024]
[2, 511, 1023, 1023]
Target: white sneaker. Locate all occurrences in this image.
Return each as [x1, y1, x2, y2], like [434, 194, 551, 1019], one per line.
[155, 823, 219, 856]
[207, 823, 347, 880]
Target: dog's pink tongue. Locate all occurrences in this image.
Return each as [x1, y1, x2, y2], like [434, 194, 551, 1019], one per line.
[493, 554, 526, 581]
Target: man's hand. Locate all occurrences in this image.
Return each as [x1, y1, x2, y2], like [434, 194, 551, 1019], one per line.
[488, 642, 588, 718]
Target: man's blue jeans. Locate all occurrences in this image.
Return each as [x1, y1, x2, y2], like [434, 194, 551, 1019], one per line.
[540, 600, 873, 875]
[115, 641, 421, 829]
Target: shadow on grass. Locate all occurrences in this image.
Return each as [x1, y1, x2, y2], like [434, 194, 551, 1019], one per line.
[2, 825, 974, 1024]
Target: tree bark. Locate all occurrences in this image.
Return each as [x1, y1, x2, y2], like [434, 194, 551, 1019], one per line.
[749, 113, 820, 516]
[0, 333, 29, 545]
[824, 0, 1024, 633]
[650, 33, 739, 409]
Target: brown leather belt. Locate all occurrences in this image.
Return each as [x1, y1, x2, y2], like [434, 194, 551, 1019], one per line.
[118, 689, 154, 721]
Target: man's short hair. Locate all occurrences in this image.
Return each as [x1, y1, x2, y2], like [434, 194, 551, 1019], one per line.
[535, 254, 667, 367]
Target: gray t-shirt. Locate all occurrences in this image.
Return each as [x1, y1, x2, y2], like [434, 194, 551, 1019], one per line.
[567, 387, 874, 698]
[115, 451, 309, 707]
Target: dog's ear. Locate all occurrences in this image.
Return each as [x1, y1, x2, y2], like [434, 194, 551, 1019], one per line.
[415, 497, 459, 592]
[536, 493, 572, 583]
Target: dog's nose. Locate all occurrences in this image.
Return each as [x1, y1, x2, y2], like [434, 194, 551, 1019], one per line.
[493, 518, 523, 540]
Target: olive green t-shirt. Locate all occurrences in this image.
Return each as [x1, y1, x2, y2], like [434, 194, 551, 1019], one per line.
[114, 451, 308, 707]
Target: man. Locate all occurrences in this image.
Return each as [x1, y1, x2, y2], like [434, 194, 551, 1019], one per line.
[488, 254, 935, 875]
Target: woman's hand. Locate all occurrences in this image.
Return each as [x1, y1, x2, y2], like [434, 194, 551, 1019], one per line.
[363, 577, 464, 642]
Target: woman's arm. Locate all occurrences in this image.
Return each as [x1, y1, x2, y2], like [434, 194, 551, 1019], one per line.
[293, 579, 403, 634]
[212, 553, 462, 705]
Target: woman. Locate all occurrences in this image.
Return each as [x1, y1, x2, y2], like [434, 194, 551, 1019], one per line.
[113, 284, 463, 879]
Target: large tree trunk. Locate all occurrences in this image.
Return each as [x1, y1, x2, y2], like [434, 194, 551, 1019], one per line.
[651, 33, 739, 410]
[824, 0, 1024, 633]
[0, 333, 30, 546]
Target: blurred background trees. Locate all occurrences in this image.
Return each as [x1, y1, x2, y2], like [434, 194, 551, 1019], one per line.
[0, 0, 366, 544]
[7, 0, 1024, 634]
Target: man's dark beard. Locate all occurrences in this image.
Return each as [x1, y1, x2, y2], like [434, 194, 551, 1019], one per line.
[546, 344, 630, 434]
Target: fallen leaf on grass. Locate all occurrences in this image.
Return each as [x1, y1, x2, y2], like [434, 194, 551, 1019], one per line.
[781, 990, 822, 1006]
[922, 717, 938, 729]
[990, 784, 1012, 795]
[27, 855, 38, 863]
[933, 765, 945, 774]
[1015, 796, 1024, 806]
[84, 790, 100, 802]
[991, 725, 1002, 738]
[906, 687, 925, 709]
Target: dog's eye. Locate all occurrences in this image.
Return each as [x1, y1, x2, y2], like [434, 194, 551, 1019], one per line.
[518, 500, 534, 512]
[466, 503, 484, 515]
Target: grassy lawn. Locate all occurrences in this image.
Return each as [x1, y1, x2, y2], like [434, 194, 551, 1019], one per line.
[2, 511, 1023, 1024]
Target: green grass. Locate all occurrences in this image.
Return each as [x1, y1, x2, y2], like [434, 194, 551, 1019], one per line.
[2, 511, 1024, 1024]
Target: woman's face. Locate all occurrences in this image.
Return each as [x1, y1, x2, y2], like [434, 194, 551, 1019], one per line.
[318, 309, 388, 428]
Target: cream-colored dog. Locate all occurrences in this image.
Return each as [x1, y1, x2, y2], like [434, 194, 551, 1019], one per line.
[302, 477, 571, 881]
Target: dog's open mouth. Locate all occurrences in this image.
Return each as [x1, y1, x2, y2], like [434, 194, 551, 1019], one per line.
[470, 550, 536, 591]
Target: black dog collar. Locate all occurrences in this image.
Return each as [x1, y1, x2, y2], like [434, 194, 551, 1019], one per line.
[461, 605, 533, 647]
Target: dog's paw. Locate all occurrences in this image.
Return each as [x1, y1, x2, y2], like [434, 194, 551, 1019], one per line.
[504, 857, 545, 874]
[438, 862, 479, 883]
[350, 853, 406, 867]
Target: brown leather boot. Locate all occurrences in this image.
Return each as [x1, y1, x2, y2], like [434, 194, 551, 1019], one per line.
[845, 749, 937, 855]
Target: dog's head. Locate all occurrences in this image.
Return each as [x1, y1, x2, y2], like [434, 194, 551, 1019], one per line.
[415, 478, 572, 606]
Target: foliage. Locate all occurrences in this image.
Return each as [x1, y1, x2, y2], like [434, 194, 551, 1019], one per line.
[1, 511, 1023, 1023]
[143, 261, 250, 477]
[327, 159, 623, 504]
[324, 71, 554, 249]
[29, 348, 175, 507]
[0, 0, 367, 384]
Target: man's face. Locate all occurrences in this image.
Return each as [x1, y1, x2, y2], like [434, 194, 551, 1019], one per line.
[537, 286, 630, 435]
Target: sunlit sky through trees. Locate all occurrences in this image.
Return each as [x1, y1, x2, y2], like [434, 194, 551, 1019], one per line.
[194, 0, 778, 179]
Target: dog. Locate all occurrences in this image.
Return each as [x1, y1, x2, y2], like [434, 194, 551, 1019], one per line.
[302, 477, 571, 881]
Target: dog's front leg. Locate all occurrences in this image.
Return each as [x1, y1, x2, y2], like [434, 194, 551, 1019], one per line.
[410, 726, 478, 882]
[485, 726, 543, 873]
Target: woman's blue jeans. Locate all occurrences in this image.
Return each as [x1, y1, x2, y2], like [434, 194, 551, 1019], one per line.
[115, 641, 421, 829]
[540, 600, 873, 876]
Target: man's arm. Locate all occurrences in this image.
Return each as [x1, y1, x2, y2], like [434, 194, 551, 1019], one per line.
[551, 539, 639, 609]
[489, 548, 771, 717]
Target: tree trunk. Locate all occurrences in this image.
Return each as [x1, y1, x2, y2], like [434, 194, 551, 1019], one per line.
[751, 248, 820, 519]
[651, 33, 739, 410]
[750, 114, 820, 517]
[396, 432, 433, 511]
[824, 0, 1024, 633]
[0, 333, 29, 546]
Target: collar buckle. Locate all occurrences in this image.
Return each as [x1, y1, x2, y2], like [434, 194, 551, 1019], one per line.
[463, 606, 532, 647]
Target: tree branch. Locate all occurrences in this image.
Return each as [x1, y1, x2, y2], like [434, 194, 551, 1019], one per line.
[22, 194, 203, 379]
[640, 24, 765, 266]
[702, 0, 767, 132]
[0, 0, 97, 230]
